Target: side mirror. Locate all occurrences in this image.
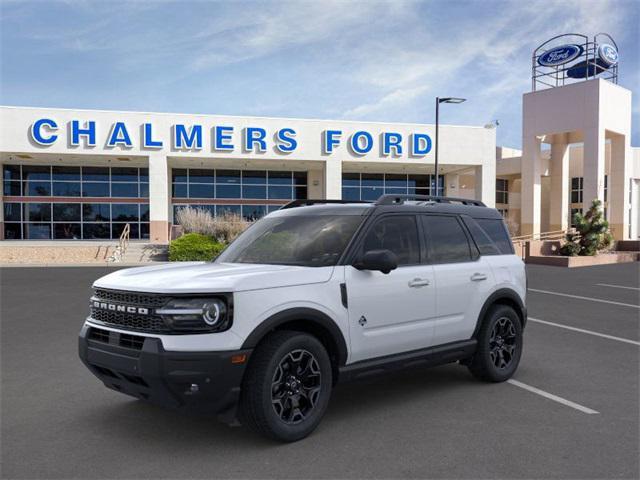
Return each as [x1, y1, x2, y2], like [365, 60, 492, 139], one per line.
[354, 249, 398, 274]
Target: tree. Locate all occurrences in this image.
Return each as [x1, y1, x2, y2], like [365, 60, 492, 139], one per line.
[560, 199, 613, 256]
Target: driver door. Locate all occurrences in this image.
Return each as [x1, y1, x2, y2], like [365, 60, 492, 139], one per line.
[345, 214, 436, 363]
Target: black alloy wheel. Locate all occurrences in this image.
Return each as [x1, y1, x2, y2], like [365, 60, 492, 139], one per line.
[468, 304, 523, 382]
[271, 349, 322, 424]
[489, 317, 517, 370]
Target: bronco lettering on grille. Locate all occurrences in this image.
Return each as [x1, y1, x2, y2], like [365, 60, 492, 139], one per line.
[92, 300, 149, 315]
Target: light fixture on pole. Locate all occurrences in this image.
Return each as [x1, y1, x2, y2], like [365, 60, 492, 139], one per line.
[435, 97, 466, 196]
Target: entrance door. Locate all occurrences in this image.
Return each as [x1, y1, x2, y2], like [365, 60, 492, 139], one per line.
[345, 215, 436, 363]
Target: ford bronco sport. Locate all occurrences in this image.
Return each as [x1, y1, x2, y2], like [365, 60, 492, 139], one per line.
[79, 194, 526, 442]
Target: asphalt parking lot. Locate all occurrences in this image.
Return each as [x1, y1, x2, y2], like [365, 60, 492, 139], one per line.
[1, 263, 638, 479]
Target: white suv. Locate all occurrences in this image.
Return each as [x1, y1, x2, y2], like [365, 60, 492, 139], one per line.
[79, 194, 526, 442]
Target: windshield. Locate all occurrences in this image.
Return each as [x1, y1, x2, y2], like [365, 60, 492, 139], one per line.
[216, 215, 364, 267]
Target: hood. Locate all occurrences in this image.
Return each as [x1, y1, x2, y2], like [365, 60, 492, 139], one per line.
[93, 262, 335, 294]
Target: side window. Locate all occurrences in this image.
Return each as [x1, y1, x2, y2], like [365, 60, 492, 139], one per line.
[462, 217, 500, 256]
[422, 215, 472, 264]
[361, 215, 420, 266]
[476, 218, 514, 254]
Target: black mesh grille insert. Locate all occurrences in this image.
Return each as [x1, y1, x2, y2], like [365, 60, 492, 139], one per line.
[120, 333, 145, 350]
[90, 288, 170, 333]
[88, 327, 110, 343]
[93, 289, 169, 308]
[90, 307, 169, 333]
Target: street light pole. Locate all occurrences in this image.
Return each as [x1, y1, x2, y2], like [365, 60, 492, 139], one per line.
[435, 97, 440, 197]
[434, 96, 466, 196]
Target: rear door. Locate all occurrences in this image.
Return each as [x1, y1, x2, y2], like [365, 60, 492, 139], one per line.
[345, 214, 436, 363]
[421, 214, 494, 345]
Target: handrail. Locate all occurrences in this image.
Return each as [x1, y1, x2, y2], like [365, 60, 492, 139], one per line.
[512, 228, 573, 244]
[118, 223, 131, 254]
[106, 223, 131, 262]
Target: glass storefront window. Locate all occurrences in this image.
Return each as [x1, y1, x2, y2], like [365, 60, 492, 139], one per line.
[342, 173, 444, 200]
[170, 168, 308, 223]
[3, 201, 148, 240]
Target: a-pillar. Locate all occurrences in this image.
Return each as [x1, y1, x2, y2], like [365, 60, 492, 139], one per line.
[582, 126, 606, 212]
[609, 133, 631, 240]
[148, 153, 170, 244]
[324, 159, 342, 200]
[474, 163, 495, 208]
[549, 134, 570, 232]
[521, 135, 543, 236]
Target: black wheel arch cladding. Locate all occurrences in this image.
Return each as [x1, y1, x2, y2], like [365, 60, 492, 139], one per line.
[241, 307, 349, 367]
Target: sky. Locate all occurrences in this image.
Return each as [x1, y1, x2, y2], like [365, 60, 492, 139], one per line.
[1, 0, 638, 148]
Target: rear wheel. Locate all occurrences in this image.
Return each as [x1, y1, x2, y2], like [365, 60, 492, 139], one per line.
[240, 331, 332, 442]
[468, 305, 522, 382]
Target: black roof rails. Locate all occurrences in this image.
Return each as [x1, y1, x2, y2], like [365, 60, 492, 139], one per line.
[375, 194, 486, 207]
[281, 199, 372, 209]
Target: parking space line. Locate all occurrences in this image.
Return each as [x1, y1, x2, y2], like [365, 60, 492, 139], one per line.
[596, 283, 640, 291]
[507, 379, 599, 414]
[528, 288, 640, 309]
[529, 317, 640, 346]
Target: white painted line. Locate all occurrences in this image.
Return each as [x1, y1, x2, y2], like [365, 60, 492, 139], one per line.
[596, 283, 640, 291]
[529, 317, 640, 346]
[528, 288, 640, 309]
[507, 379, 599, 415]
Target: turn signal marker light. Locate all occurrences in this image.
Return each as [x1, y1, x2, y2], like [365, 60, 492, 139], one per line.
[231, 354, 247, 364]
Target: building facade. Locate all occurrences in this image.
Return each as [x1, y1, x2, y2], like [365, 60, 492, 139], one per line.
[0, 106, 496, 243]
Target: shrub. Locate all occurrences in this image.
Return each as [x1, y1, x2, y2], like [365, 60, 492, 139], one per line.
[560, 199, 613, 256]
[175, 207, 250, 243]
[168, 233, 226, 262]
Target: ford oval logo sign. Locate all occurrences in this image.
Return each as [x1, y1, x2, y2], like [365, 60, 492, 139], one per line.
[598, 44, 618, 66]
[538, 44, 583, 67]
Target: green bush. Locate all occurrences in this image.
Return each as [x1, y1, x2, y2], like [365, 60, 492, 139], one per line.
[169, 233, 226, 261]
[560, 199, 613, 256]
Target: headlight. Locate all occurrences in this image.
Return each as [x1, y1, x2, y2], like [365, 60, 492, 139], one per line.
[156, 296, 231, 332]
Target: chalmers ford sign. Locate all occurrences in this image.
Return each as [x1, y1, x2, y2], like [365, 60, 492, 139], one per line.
[29, 118, 434, 157]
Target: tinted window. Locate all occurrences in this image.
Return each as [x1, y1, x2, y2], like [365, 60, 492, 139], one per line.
[462, 217, 500, 256]
[218, 215, 363, 266]
[476, 218, 514, 254]
[361, 216, 420, 266]
[422, 215, 471, 263]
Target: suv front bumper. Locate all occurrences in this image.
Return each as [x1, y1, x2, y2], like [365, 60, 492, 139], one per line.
[78, 324, 252, 421]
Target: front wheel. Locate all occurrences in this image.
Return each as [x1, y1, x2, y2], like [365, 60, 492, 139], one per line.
[240, 331, 333, 442]
[468, 305, 523, 382]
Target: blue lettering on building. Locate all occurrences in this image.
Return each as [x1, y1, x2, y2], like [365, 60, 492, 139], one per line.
[28, 118, 435, 159]
[244, 127, 267, 152]
[214, 126, 234, 151]
[350, 131, 373, 155]
[71, 120, 96, 147]
[383, 132, 403, 156]
[411, 133, 432, 156]
[30, 118, 58, 145]
[143, 123, 163, 148]
[107, 122, 133, 148]
[323, 130, 342, 154]
[275, 128, 297, 153]
[173, 124, 203, 150]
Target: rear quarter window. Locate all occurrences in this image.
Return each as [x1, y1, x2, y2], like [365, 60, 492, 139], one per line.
[475, 218, 514, 255]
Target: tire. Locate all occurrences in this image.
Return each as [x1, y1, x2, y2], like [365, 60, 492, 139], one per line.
[240, 330, 333, 442]
[468, 305, 523, 382]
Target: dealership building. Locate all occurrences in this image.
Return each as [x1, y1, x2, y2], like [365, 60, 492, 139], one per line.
[0, 107, 496, 243]
[0, 34, 638, 246]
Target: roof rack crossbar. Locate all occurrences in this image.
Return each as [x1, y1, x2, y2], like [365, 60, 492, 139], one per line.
[281, 199, 372, 209]
[375, 194, 486, 207]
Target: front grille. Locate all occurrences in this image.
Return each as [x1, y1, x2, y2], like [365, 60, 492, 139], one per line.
[120, 333, 145, 350]
[88, 327, 110, 343]
[90, 307, 169, 333]
[93, 289, 169, 308]
[89, 288, 170, 333]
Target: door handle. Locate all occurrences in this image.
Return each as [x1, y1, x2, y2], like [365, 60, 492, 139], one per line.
[408, 278, 430, 288]
[470, 273, 488, 282]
